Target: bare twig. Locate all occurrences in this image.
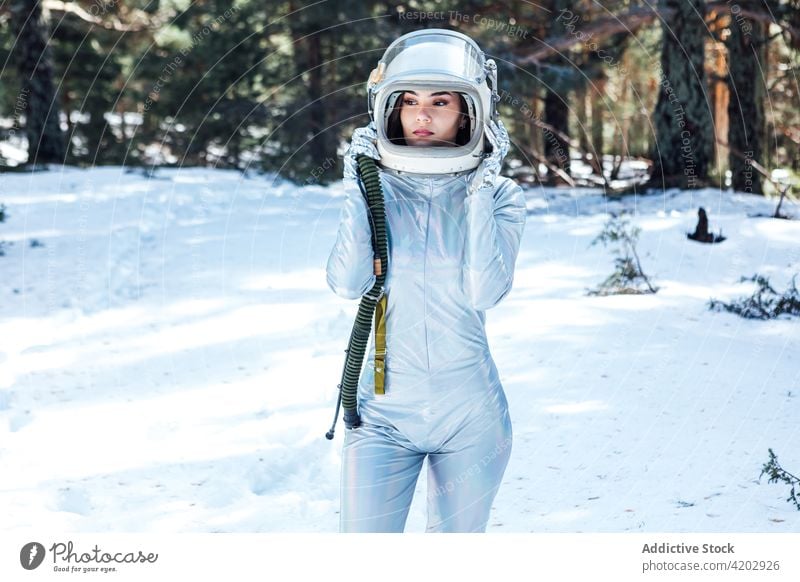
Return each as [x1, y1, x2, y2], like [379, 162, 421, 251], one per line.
[41, 0, 167, 32]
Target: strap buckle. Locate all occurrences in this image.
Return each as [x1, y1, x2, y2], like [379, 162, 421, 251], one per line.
[364, 285, 385, 302]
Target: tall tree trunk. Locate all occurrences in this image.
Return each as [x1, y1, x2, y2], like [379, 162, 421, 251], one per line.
[727, 13, 765, 194]
[543, 0, 574, 185]
[649, 0, 713, 189]
[10, 0, 66, 166]
[575, 81, 589, 153]
[285, 2, 332, 182]
[710, 41, 729, 175]
[611, 78, 632, 180]
[544, 89, 570, 185]
[591, 75, 605, 175]
[307, 31, 328, 164]
[526, 92, 544, 182]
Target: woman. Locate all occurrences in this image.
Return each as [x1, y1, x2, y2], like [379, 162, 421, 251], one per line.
[326, 29, 527, 533]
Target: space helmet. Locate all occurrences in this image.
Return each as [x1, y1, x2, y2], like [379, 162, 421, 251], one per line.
[367, 29, 499, 174]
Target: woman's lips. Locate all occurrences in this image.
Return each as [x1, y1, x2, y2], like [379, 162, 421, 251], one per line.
[413, 129, 433, 136]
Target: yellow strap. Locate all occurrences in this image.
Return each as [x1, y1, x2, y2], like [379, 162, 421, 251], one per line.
[374, 294, 387, 394]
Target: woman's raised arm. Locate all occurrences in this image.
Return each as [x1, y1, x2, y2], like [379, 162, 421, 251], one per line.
[326, 124, 380, 299]
[461, 177, 527, 310]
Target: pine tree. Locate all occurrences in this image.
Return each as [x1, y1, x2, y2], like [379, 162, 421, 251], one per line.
[9, 0, 66, 166]
[50, 8, 125, 166]
[132, 0, 269, 168]
[270, 0, 396, 183]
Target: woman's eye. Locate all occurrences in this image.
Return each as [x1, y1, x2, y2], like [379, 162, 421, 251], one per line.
[402, 98, 450, 107]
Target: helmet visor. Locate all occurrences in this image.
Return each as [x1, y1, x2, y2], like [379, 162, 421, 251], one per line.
[375, 81, 484, 158]
[381, 89, 477, 148]
[381, 31, 485, 83]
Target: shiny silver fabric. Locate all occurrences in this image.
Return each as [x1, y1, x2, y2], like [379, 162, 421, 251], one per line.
[343, 123, 380, 181]
[326, 166, 527, 532]
[468, 118, 510, 195]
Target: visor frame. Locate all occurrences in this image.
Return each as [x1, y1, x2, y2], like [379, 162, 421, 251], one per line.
[375, 80, 485, 158]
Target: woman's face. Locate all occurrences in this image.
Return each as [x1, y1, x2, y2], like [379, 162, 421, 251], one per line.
[399, 89, 463, 147]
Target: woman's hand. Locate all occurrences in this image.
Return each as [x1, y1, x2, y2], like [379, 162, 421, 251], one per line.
[468, 118, 510, 196]
[344, 122, 381, 181]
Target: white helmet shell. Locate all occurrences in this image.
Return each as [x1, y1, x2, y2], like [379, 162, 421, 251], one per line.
[367, 29, 499, 174]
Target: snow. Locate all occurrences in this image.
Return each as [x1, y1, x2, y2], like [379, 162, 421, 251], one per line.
[0, 166, 798, 533]
[0, 137, 28, 166]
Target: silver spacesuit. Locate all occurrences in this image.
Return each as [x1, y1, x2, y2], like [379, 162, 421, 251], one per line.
[326, 28, 527, 533]
[326, 166, 527, 532]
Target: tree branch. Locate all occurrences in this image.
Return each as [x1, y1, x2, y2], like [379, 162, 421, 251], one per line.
[515, 6, 667, 65]
[516, 2, 798, 66]
[42, 0, 165, 32]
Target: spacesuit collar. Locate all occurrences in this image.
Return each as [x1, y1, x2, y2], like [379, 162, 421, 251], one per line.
[379, 164, 476, 186]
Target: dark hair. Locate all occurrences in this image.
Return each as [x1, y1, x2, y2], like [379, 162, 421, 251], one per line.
[386, 92, 471, 146]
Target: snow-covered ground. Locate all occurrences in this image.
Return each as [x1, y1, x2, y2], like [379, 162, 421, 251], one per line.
[0, 166, 798, 533]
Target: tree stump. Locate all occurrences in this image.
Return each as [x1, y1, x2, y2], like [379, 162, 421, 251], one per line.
[687, 207, 726, 243]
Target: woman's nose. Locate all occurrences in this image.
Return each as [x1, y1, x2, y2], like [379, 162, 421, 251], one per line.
[416, 108, 431, 123]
